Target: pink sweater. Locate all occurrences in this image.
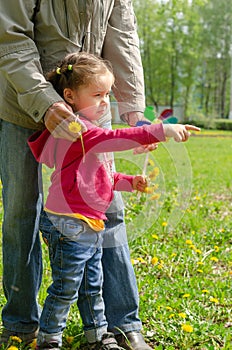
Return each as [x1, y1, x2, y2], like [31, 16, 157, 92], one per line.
[28, 119, 165, 220]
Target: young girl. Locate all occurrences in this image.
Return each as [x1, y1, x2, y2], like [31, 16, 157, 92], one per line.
[28, 52, 199, 350]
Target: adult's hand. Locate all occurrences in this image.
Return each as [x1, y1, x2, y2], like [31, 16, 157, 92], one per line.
[44, 102, 87, 141]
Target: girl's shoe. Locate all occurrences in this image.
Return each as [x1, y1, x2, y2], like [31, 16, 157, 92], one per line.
[36, 341, 60, 350]
[89, 332, 124, 350]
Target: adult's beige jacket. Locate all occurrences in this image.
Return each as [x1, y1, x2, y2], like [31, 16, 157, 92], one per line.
[0, 0, 145, 130]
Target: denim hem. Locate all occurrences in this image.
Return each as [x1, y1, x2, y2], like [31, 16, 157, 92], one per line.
[84, 326, 108, 343]
[109, 322, 142, 335]
[37, 331, 63, 347]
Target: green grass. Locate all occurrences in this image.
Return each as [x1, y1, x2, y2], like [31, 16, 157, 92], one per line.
[0, 131, 232, 349]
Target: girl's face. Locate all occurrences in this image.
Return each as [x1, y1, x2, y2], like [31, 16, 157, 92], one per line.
[65, 71, 114, 121]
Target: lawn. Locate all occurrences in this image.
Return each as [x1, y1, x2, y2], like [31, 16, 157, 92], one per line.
[0, 130, 231, 349]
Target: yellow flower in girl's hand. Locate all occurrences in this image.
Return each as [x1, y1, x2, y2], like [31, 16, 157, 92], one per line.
[68, 121, 82, 133]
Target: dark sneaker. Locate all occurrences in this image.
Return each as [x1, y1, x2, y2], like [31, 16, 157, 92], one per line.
[36, 341, 60, 350]
[89, 332, 124, 350]
[0, 328, 38, 346]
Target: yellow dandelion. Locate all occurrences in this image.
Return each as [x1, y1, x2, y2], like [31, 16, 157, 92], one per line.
[202, 289, 209, 294]
[214, 245, 219, 252]
[68, 121, 82, 133]
[210, 297, 219, 304]
[169, 313, 175, 318]
[166, 306, 173, 310]
[131, 259, 136, 265]
[210, 257, 218, 262]
[8, 347, 19, 350]
[144, 187, 153, 194]
[185, 239, 193, 245]
[194, 196, 201, 201]
[148, 167, 160, 179]
[191, 230, 195, 235]
[162, 222, 168, 227]
[148, 159, 155, 166]
[171, 253, 177, 257]
[137, 257, 146, 264]
[197, 261, 204, 265]
[152, 234, 159, 239]
[182, 293, 190, 298]
[151, 257, 159, 265]
[10, 336, 22, 343]
[150, 193, 161, 201]
[157, 263, 163, 270]
[66, 336, 74, 344]
[29, 339, 37, 349]
[178, 312, 186, 319]
[194, 248, 202, 254]
[197, 269, 203, 273]
[181, 324, 193, 333]
[189, 244, 196, 250]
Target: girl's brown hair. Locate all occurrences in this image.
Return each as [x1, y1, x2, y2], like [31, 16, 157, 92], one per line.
[46, 52, 114, 99]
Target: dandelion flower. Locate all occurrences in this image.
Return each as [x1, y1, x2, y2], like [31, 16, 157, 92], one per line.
[197, 269, 203, 273]
[137, 257, 146, 264]
[185, 239, 192, 245]
[162, 222, 168, 227]
[148, 167, 159, 179]
[210, 257, 218, 262]
[202, 289, 209, 294]
[197, 261, 204, 265]
[169, 313, 175, 318]
[214, 245, 219, 252]
[151, 257, 159, 265]
[144, 187, 153, 194]
[150, 193, 161, 200]
[181, 324, 193, 333]
[68, 121, 82, 133]
[182, 293, 190, 298]
[178, 312, 186, 318]
[166, 306, 173, 310]
[7, 346, 19, 350]
[210, 297, 219, 304]
[10, 336, 22, 343]
[152, 234, 159, 239]
[66, 336, 74, 344]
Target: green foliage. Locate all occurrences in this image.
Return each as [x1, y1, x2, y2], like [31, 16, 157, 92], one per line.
[0, 132, 232, 349]
[133, 0, 232, 119]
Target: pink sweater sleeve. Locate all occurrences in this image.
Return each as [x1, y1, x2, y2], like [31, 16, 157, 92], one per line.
[113, 173, 135, 192]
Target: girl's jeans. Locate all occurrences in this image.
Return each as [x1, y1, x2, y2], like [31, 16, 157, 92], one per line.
[37, 212, 107, 346]
[0, 120, 141, 335]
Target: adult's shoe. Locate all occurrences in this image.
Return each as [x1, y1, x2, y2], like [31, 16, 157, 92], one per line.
[115, 331, 153, 350]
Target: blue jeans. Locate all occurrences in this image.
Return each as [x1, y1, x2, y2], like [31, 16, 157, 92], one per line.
[0, 120, 142, 335]
[0, 120, 42, 333]
[38, 212, 107, 346]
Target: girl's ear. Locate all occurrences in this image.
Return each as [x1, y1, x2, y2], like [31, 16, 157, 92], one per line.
[63, 88, 75, 104]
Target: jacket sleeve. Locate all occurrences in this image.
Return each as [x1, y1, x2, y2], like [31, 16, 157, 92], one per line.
[0, 0, 63, 122]
[102, 0, 145, 117]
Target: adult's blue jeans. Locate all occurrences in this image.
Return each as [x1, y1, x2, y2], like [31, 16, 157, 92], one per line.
[0, 120, 42, 333]
[38, 212, 107, 346]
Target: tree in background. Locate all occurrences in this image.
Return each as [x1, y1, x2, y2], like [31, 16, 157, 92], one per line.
[134, 0, 232, 120]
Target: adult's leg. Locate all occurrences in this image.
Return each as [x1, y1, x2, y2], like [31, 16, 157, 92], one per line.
[0, 121, 42, 334]
[101, 193, 141, 334]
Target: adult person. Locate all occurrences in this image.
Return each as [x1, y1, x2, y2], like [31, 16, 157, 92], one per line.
[0, 1, 155, 349]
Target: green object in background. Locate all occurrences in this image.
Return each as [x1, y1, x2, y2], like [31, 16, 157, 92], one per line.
[162, 116, 178, 124]
[144, 106, 156, 121]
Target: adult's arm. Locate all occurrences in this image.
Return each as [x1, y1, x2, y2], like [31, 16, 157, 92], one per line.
[102, 0, 146, 118]
[0, 1, 85, 139]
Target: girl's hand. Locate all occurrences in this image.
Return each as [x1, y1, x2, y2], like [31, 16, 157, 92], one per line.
[133, 175, 148, 192]
[163, 124, 200, 142]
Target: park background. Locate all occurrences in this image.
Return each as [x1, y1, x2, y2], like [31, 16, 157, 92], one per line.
[0, 0, 232, 349]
